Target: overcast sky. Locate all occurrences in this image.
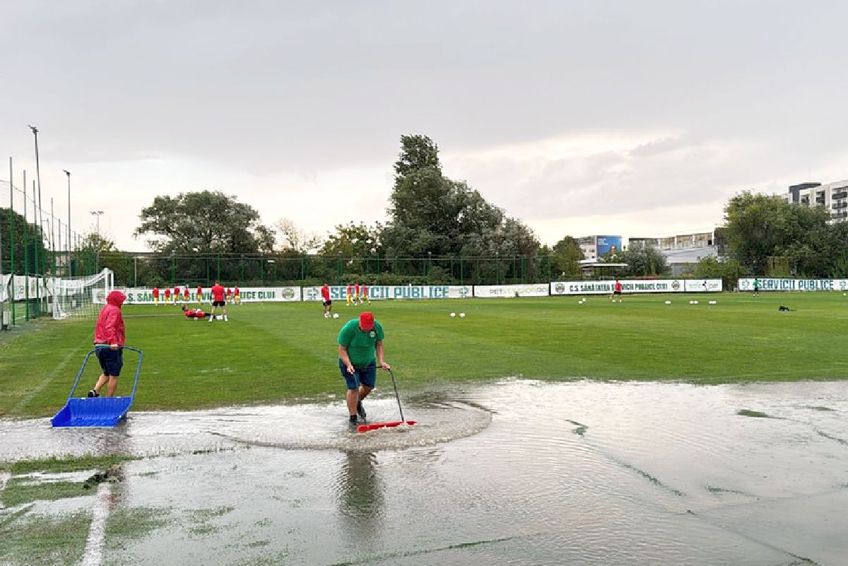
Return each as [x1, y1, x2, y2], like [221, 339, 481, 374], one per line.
[2, 0, 847, 252]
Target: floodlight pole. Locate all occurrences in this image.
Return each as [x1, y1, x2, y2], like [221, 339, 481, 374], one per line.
[28, 125, 45, 276]
[64, 169, 71, 260]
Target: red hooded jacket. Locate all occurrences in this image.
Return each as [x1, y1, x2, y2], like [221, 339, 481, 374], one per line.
[94, 290, 126, 346]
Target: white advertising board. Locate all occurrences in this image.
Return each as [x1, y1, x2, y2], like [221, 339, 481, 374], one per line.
[683, 279, 723, 292]
[738, 278, 848, 292]
[473, 284, 550, 298]
[550, 279, 689, 295]
[122, 286, 302, 304]
[303, 285, 472, 301]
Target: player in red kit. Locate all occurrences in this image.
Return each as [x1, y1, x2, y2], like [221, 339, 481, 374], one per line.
[209, 281, 228, 322]
[321, 283, 332, 318]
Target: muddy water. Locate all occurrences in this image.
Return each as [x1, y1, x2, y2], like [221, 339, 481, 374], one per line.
[2, 380, 848, 565]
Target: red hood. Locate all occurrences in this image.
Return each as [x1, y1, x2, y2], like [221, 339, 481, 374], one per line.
[107, 290, 126, 307]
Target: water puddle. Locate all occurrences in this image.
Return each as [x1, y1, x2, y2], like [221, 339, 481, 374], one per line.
[1, 380, 847, 565]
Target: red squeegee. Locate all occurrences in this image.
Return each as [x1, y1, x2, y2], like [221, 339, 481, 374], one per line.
[357, 420, 417, 433]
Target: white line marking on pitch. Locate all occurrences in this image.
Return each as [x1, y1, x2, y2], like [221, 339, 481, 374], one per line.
[81, 482, 112, 566]
[11, 345, 86, 414]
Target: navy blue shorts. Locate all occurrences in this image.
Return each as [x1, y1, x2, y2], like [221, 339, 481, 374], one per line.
[95, 347, 123, 377]
[339, 360, 376, 390]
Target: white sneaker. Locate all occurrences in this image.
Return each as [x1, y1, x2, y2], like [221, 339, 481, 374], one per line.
[224, 315, 228, 321]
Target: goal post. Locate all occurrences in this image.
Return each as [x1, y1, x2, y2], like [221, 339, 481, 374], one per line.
[51, 268, 114, 320]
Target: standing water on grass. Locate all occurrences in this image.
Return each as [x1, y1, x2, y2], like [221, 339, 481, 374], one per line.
[2, 380, 848, 565]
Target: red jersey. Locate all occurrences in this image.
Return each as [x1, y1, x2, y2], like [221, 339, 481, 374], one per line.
[196, 286, 202, 296]
[320, 285, 330, 301]
[164, 288, 171, 298]
[183, 288, 190, 299]
[226, 288, 233, 298]
[94, 291, 126, 346]
[234, 287, 240, 296]
[346, 284, 353, 295]
[614, 281, 622, 292]
[184, 308, 206, 318]
[152, 287, 159, 298]
[211, 284, 225, 302]
[361, 284, 368, 296]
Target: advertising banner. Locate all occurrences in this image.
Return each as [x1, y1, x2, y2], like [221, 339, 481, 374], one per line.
[122, 286, 301, 304]
[550, 279, 690, 295]
[683, 279, 723, 292]
[303, 285, 472, 301]
[738, 278, 848, 292]
[473, 284, 550, 298]
[596, 235, 622, 257]
[8, 275, 47, 301]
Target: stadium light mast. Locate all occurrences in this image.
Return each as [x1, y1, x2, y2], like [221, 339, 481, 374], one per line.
[90, 210, 104, 273]
[28, 126, 45, 271]
[90, 210, 104, 237]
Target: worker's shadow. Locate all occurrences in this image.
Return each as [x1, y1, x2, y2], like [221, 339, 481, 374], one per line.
[335, 450, 384, 540]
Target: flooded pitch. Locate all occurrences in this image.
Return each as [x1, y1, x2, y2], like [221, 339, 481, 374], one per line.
[2, 380, 848, 565]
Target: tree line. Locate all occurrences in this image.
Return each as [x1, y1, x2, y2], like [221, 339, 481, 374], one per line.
[3, 134, 844, 287]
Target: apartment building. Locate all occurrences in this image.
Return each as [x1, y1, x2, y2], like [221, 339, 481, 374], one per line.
[785, 180, 848, 223]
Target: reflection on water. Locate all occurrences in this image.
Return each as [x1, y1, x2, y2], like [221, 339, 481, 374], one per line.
[2, 380, 848, 565]
[335, 451, 385, 553]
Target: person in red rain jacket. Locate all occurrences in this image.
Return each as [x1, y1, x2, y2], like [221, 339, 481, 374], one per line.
[88, 290, 127, 398]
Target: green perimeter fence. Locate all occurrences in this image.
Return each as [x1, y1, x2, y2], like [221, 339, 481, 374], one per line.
[93, 252, 560, 288]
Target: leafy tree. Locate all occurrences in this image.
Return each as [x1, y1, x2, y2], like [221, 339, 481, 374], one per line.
[550, 236, 584, 278]
[319, 222, 384, 281]
[394, 134, 441, 181]
[382, 134, 538, 283]
[0, 208, 49, 274]
[723, 191, 829, 275]
[134, 190, 275, 255]
[275, 218, 322, 254]
[686, 256, 743, 290]
[620, 243, 668, 277]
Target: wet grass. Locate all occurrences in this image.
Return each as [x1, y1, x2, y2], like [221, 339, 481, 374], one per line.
[2, 291, 848, 417]
[1, 479, 89, 507]
[0, 455, 136, 507]
[1, 454, 137, 475]
[0, 510, 89, 566]
[105, 506, 171, 549]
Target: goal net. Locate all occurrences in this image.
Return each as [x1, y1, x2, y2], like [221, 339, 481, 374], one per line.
[51, 268, 115, 320]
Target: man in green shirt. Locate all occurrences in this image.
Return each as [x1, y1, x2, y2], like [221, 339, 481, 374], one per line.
[338, 311, 390, 424]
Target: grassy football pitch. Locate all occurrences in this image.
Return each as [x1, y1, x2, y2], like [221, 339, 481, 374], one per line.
[1, 292, 847, 418]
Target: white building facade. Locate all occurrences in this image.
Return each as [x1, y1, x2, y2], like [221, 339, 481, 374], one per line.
[785, 180, 848, 223]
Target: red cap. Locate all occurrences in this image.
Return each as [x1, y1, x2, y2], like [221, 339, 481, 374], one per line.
[359, 312, 375, 331]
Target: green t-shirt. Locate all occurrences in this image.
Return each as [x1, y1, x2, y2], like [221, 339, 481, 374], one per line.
[338, 319, 385, 367]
